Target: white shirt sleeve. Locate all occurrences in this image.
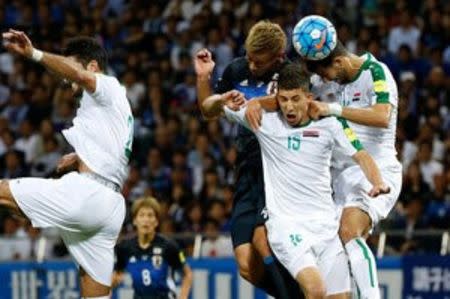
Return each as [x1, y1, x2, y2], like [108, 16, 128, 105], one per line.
[88, 73, 117, 106]
[331, 117, 363, 158]
[223, 106, 251, 130]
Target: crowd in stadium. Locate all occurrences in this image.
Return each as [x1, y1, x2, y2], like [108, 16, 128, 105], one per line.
[0, 0, 449, 260]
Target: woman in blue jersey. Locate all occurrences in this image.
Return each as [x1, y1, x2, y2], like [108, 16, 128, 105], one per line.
[113, 197, 192, 299]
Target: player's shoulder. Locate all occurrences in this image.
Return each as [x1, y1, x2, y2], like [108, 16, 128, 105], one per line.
[224, 57, 249, 75]
[96, 72, 120, 86]
[117, 236, 138, 253]
[312, 116, 343, 131]
[154, 234, 179, 250]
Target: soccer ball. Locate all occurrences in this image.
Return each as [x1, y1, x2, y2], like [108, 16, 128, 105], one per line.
[292, 15, 337, 60]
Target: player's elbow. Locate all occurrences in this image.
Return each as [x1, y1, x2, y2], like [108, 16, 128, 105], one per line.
[201, 111, 219, 121]
[377, 116, 390, 128]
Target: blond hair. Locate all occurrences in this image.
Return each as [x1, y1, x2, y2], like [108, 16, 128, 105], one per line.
[245, 20, 287, 55]
[131, 196, 161, 220]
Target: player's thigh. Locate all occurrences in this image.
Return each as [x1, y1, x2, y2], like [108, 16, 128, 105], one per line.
[230, 170, 259, 248]
[266, 218, 315, 278]
[7, 176, 70, 228]
[60, 194, 125, 288]
[338, 164, 402, 231]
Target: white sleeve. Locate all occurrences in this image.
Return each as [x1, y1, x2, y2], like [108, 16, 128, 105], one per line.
[331, 117, 364, 158]
[88, 73, 118, 106]
[223, 106, 251, 130]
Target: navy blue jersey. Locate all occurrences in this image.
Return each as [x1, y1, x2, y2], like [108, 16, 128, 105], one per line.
[214, 57, 287, 170]
[115, 235, 186, 299]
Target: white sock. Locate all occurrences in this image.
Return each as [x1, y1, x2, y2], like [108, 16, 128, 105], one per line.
[345, 238, 380, 299]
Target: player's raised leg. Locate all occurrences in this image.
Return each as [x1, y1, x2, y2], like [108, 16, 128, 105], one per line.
[339, 207, 379, 299]
[79, 267, 110, 298]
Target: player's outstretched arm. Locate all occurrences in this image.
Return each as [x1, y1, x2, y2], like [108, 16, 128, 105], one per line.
[194, 48, 215, 115]
[309, 101, 391, 128]
[245, 95, 278, 131]
[201, 90, 245, 119]
[2, 29, 96, 93]
[352, 150, 390, 197]
[179, 264, 193, 299]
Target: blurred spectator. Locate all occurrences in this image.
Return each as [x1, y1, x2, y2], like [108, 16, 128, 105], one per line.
[388, 10, 421, 55]
[0, 0, 448, 256]
[200, 219, 233, 257]
[30, 136, 62, 177]
[0, 215, 29, 261]
[1, 89, 28, 131]
[417, 142, 444, 191]
[1, 150, 27, 178]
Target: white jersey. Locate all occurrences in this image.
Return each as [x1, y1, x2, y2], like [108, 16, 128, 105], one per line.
[224, 107, 363, 237]
[62, 73, 133, 187]
[312, 53, 399, 169]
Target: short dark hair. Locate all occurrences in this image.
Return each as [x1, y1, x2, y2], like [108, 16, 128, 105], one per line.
[62, 37, 108, 71]
[277, 63, 310, 91]
[304, 40, 348, 73]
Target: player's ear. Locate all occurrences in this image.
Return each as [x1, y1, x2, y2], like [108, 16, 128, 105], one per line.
[87, 60, 100, 72]
[332, 57, 344, 69]
[276, 52, 285, 63]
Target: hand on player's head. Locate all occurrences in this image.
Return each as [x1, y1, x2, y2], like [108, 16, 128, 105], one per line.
[308, 101, 329, 120]
[194, 48, 215, 78]
[222, 90, 245, 111]
[2, 29, 33, 58]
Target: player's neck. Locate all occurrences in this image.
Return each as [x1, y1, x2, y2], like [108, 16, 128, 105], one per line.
[138, 232, 155, 249]
[346, 54, 366, 81]
[296, 115, 311, 127]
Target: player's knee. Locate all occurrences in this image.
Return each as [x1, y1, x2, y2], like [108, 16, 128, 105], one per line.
[237, 260, 259, 283]
[0, 180, 12, 200]
[301, 281, 326, 298]
[235, 248, 260, 284]
[338, 223, 360, 244]
[235, 250, 251, 279]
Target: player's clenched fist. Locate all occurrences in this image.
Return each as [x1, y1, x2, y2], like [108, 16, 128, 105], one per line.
[2, 29, 34, 58]
[194, 48, 215, 78]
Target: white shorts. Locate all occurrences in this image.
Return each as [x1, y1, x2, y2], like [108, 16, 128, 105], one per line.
[9, 172, 125, 286]
[266, 218, 351, 296]
[333, 163, 402, 227]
